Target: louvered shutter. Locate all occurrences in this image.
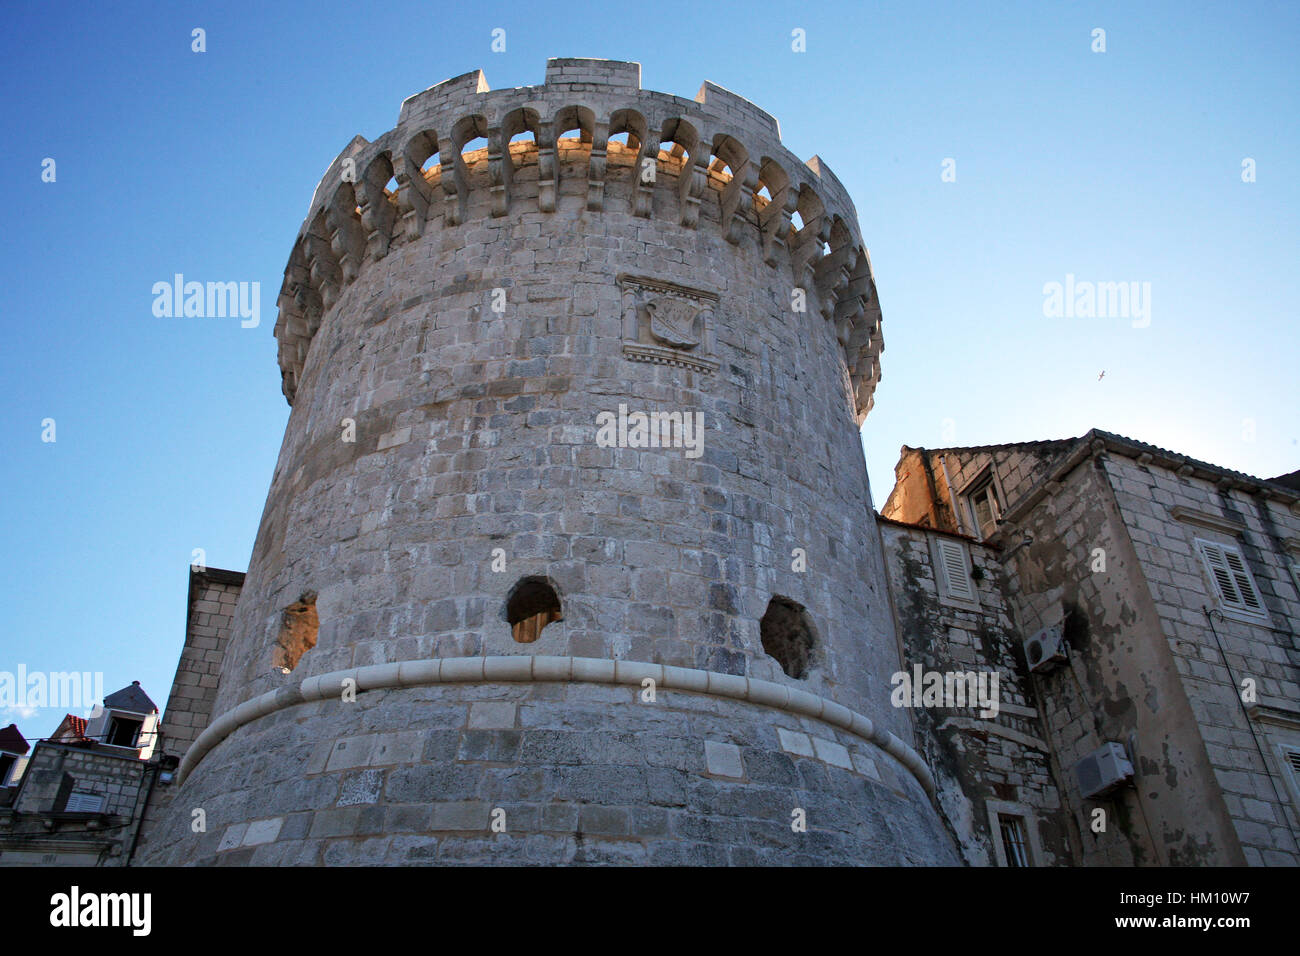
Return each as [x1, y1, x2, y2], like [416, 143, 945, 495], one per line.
[1199, 542, 1241, 606]
[1222, 548, 1264, 613]
[937, 538, 974, 600]
[1197, 539, 1264, 615]
[1286, 749, 1300, 776]
[65, 791, 105, 813]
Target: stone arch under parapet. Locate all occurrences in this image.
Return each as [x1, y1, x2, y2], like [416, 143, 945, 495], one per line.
[550, 105, 595, 197]
[323, 179, 366, 280]
[708, 133, 746, 185]
[303, 209, 342, 309]
[552, 104, 595, 143]
[451, 114, 490, 176]
[755, 156, 792, 261]
[839, 247, 875, 351]
[709, 132, 753, 241]
[792, 182, 826, 245]
[403, 129, 441, 185]
[359, 151, 399, 256]
[608, 108, 646, 152]
[609, 108, 651, 213]
[788, 182, 829, 280]
[657, 116, 699, 175]
[501, 106, 541, 196]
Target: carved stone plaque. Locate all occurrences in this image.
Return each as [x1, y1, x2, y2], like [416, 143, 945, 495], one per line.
[618, 274, 719, 374]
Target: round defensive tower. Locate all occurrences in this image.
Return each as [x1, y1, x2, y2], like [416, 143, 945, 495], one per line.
[145, 59, 959, 865]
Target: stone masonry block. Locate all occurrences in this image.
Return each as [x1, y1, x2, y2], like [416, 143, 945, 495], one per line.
[704, 740, 744, 779]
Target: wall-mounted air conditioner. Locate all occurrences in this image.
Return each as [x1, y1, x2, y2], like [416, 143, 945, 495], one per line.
[1024, 626, 1067, 673]
[1074, 742, 1135, 799]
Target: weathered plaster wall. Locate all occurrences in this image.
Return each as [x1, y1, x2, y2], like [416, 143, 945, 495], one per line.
[880, 520, 1072, 865]
[1005, 455, 1244, 865]
[1101, 454, 1300, 865]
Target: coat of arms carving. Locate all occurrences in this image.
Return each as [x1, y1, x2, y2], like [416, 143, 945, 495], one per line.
[618, 274, 719, 374]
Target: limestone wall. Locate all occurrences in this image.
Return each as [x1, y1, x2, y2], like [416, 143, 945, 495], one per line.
[156, 569, 242, 760]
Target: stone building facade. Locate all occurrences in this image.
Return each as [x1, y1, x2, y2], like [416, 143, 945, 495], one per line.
[876, 518, 1074, 866]
[0, 571, 241, 867]
[137, 60, 960, 866]
[0, 684, 166, 866]
[881, 429, 1300, 866]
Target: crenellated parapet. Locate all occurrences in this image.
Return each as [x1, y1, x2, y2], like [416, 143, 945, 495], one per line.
[273, 59, 884, 421]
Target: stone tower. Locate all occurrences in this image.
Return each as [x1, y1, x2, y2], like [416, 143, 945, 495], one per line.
[143, 59, 959, 865]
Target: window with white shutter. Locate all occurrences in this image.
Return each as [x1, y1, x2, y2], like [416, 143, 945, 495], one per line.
[1196, 538, 1266, 617]
[1285, 748, 1300, 780]
[936, 537, 976, 602]
[64, 790, 105, 813]
[1279, 744, 1300, 809]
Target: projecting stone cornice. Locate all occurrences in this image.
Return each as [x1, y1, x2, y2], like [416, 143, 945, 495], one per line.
[1168, 505, 1247, 536]
[1246, 699, 1300, 732]
[178, 655, 936, 797]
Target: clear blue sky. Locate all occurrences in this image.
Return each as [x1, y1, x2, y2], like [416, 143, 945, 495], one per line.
[2, 1, 1296, 738]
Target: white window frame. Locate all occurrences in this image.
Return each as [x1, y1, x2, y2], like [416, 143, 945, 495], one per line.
[1195, 537, 1268, 621]
[985, 799, 1042, 867]
[968, 483, 1000, 538]
[960, 468, 1004, 541]
[104, 711, 144, 750]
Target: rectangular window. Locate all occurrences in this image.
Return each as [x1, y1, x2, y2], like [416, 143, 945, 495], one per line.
[965, 477, 1001, 539]
[0, 754, 14, 786]
[1196, 539, 1265, 616]
[936, 537, 976, 602]
[998, 814, 1030, 867]
[106, 716, 143, 748]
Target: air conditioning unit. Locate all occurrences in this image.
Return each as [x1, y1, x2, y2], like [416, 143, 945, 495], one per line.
[1024, 626, 1067, 672]
[1074, 742, 1135, 799]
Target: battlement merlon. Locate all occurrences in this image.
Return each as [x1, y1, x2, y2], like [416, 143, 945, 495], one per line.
[398, 69, 492, 128]
[546, 57, 643, 90]
[694, 81, 780, 140]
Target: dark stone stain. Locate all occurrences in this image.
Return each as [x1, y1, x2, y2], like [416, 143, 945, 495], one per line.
[1062, 603, 1090, 652]
[1102, 682, 1133, 720]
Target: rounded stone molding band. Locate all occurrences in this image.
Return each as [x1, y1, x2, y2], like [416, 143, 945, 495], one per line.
[178, 656, 935, 795]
